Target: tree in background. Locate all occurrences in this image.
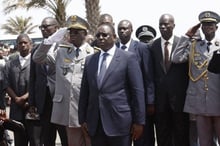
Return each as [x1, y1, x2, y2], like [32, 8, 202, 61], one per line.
[2, 0, 101, 34]
[1, 16, 37, 35]
[2, 0, 70, 27]
[85, 0, 100, 35]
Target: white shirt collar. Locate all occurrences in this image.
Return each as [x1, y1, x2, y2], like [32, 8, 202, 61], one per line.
[19, 53, 30, 66]
[100, 45, 116, 57]
[120, 39, 132, 50]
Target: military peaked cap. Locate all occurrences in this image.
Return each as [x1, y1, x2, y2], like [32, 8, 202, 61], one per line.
[66, 15, 90, 30]
[135, 25, 156, 39]
[199, 11, 220, 23]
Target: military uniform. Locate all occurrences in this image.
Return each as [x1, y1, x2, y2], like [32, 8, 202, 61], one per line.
[135, 25, 156, 43]
[172, 11, 220, 146]
[33, 15, 93, 146]
[51, 42, 93, 126]
[173, 36, 220, 115]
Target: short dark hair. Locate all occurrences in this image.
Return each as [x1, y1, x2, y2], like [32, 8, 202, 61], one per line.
[16, 33, 32, 44]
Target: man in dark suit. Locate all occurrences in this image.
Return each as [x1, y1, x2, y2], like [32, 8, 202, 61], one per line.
[28, 17, 67, 146]
[117, 19, 155, 146]
[78, 23, 145, 146]
[4, 34, 32, 146]
[150, 14, 189, 146]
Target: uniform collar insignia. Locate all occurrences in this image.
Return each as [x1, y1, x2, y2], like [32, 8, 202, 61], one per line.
[215, 41, 219, 46]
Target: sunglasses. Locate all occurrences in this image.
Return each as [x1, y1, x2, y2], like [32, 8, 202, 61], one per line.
[39, 24, 56, 29]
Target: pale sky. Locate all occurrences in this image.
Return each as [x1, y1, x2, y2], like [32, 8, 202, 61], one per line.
[1, 0, 220, 38]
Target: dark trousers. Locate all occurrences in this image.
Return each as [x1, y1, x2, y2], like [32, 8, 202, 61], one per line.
[155, 111, 189, 146]
[40, 89, 68, 146]
[134, 114, 155, 146]
[91, 119, 131, 146]
[26, 120, 42, 146]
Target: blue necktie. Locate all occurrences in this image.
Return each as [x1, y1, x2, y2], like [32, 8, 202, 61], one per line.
[97, 53, 108, 87]
[121, 45, 127, 50]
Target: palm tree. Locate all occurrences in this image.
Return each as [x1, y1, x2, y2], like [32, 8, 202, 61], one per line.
[2, 0, 70, 27]
[85, 0, 100, 35]
[1, 16, 38, 35]
[2, 0, 101, 33]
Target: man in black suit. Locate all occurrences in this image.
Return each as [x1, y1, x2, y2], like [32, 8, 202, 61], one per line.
[150, 14, 189, 146]
[117, 19, 155, 146]
[28, 17, 67, 146]
[79, 23, 145, 146]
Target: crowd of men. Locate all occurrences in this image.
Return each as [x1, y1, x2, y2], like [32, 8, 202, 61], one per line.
[0, 10, 219, 146]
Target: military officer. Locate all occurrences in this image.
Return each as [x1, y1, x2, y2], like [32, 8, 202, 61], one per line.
[135, 25, 156, 44]
[33, 15, 94, 146]
[172, 11, 220, 146]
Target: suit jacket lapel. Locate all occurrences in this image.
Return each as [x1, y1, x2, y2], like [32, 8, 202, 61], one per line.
[170, 36, 178, 57]
[128, 39, 136, 52]
[156, 38, 166, 73]
[22, 57, 30, 69]
[99, 48, 120, 88]
[90, 53, 100, 88]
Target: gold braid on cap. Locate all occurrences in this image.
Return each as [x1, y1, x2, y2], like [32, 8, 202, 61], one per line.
[188, 40, 208, 82]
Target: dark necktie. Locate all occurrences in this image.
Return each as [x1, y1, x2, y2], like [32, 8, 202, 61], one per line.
[164, 41, 170, 71]
[207, 42, 211, 52]
[97, 53, 108, 87]
[121, 45, 127, 50]
[75, 48, 79, 57]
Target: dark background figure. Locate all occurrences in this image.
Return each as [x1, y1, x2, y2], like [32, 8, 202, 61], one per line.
[116, 19, 155, 146]
[4, 34, 32, 146]
[79, 23, 145, 146]
[135, 25, 157, 44]
[91, 13, 116, 51]
[134, 24, 157, 146]
[150, 14, 189, 146]
[28, 17, 68, 146]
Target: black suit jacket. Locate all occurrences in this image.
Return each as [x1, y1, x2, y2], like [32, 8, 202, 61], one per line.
[0, 66, 6, 109]
[150, 36, 189, 112]
[28, 46, 48, 115]
[208, 49, 220, 73]
[116, 39, 155, 105]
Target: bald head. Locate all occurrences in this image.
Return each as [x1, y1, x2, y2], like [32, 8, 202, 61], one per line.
[98, 13, 114, 26]
[159, 13, 175, 40]
[117, 20, 133, 44]
[40, 17, 59, 38]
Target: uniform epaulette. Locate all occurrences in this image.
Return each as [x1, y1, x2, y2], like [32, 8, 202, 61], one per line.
[86, 47, 93, 54]
[93, 47, 101, 53]
[59, 44, 72, 49]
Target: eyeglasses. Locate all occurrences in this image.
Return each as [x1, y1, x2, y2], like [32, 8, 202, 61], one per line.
[39, 24, 56, 29]
[95, 33, 109, 38]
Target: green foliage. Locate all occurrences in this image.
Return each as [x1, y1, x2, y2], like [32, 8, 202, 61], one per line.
[1, 16, 38, 35]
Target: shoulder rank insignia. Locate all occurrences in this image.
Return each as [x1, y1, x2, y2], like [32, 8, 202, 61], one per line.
[215, 41, 219, 46]
[59, 44, 71, 48]
[86, 47, 91, 54]
[64, 58, 72, 63]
